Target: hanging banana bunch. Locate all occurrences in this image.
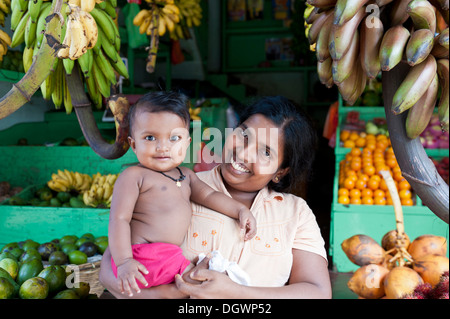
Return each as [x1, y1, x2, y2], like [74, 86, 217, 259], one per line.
[9, 0, 128, 115]
[305, 0, 449, 136]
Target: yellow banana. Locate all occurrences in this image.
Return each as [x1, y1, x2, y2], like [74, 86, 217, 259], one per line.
[79, 9, 98, 50]
[133, 9, 151, 26]
[63, 73, 73, 114]
[81, 0, 96, 12]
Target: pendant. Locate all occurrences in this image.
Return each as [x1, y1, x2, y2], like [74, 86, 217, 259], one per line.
[176, 181, 181, 187]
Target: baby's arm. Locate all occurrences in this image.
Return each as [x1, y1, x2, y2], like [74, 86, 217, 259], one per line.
[108, 167, 149, 296]
[187, 169, 256, 240]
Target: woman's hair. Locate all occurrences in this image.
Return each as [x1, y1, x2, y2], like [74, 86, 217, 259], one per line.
[238, 96, 318, 193]
[128, 91, 191, 137]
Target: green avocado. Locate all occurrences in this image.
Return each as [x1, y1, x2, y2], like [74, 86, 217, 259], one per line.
[38, 265, 67, 294]
[19, 277, 49, 299]
[37, 242, 59, 261]
[20, 248, 42, 263]
[0, 277, 15, 299]
[21, 239, 40, 251]
[56, 192, 71, 203]
[69, 197, 86, 208]
[0, 251, 17, 262]
[70, 282, 90, 298]
[1, 242, 19, 254]
[17, 259, 44, 286]
[78, 242, 97, 257]
[53, 289, 80, 299]
[0, 267, 19, 297]
[48, 251, 68, 266]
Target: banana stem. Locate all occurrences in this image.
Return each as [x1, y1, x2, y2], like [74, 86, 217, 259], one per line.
[66, 68, 130, 160]
[381, 62, 449, 224]
[0, 0, 64, 120]
[146, 4, 160, 73]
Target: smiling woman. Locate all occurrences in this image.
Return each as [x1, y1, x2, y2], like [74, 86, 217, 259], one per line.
[99, 95, 331, 299]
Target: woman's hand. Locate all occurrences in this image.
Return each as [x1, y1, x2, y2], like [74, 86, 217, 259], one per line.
[175, 266, 242, 299]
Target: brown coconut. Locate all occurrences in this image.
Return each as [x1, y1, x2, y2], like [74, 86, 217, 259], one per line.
[413, 255, 449, 287]
[381, 230, 410, 252]
[347, 264, 390, 299]
[383, 266, 424, 299]
[407, 235, 447, 260]
[341, 234, 385, 266]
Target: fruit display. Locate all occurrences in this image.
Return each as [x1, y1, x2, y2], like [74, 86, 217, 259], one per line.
[0, 233, 107, 299]
[305, 0, 449, 134]
[4, 169, 118, 208]
[431, 156, 449, 184]
[342, 170, 449, 299]
[9, 0, 128, 114]
[0, 49, 25, 72]
[419, 113, 449, 148]
[132, 0, 202, 72]
[337, 138, 416, 206]
[0, 181, 23, 203]
[0, 29, 12, 63]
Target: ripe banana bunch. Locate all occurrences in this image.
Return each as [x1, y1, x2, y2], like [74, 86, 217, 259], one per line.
[306, 0, 449, 135]
[0, 0, 11, 27]
[0, 29, 11, 61]
[189, 106, 201, 121]
[11, 0, 128, 114]
[82, 172, 118, 208]
[175, 0, 202, 39]
[47, 169, 92, 193]
[133, 2, 181, 37]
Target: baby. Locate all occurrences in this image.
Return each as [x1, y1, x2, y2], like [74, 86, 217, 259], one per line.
[108, 91, 256, 297]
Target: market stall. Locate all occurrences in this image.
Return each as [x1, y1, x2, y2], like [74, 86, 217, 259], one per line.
[0, 0, 448, 301]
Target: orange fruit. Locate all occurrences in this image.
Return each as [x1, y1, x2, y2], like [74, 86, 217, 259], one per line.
[373, 189, 385, 198]
[350, 197, 362, 205]
[385, 157, 397, 168]
[386, 197, 394, 205]
[340, 130, 350, 141]
[350, 147, 362, 157]
[355, 137, 366, 148]
[363, 165, 376, 176]
[362, 148, 372, 156]
[373, 196, 386, 205]
[343, 177, 355, 190]
[361, 188, 373, 197]
[349, 132, 360, 141]
[379, 179, 388, 191]
[367, 178, 380, 190]
[344, 140, 356, 148]
[350, 161, 362, 171]
[338, 188, 349, 197]
[362, 196, 374, 205]
[355, 179, 367, 190]
[401, 198, 414, 206]
[350, 189, 361, 198]
[338, 195, 350, 204]
[393, 171, 404, 182]
[399, 189, 412, 199]
[398, 179, 411, 190]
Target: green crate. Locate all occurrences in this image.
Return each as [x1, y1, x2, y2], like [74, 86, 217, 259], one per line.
[329, 153, 449, 272]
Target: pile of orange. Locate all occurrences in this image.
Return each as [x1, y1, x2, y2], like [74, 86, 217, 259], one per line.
[337, 133, 414, 206]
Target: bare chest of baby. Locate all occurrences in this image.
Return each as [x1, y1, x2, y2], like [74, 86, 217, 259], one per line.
[130, 176, 193, 247]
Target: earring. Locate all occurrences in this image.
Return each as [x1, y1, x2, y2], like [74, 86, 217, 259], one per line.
[274, 176, 279, 182]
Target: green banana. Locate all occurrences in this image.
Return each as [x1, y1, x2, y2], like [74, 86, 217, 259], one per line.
[104, 0, 117, 19]
[406, 29, 434, 66]
[40, 69, 54, 100]
[35, 2, 53, 49]
[96, 1, 107, 10]
[24, 18, 37, 48]
[85, 70, 102, 109]
[29, 0, 44, 23]
[63, 72, 73, 114]
[108, 0, 117, 8]
[78, 48, 92, 78]
[111, 50, 129, 79]
[98, 27, 117, 62]
[51, 60, 63, 109]
[18, 0, 28, 11]
[391, 54, 437, 115]
[405, 73, 439, 139]
[22, 46, 34, 73]
[437, 58, 449, 131]
[92, 57, 111, 98]
[90, 7, 116, 45]
[10, 10, 30, 48]
[94, 48, 117, 85]
[63, 58, 75, 75]
[10, 1, 26, 31]
[333, 0, 369, 26]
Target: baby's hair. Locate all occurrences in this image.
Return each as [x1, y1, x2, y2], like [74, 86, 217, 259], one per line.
[238, 96, 318, 193]
[128, 91, 191, 137]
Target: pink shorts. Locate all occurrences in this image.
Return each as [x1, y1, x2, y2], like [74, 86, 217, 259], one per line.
[111, 242, 191, 289]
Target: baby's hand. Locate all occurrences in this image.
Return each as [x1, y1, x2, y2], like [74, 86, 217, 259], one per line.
[238, 208, 257, 240]
[116, 258, 149, 297]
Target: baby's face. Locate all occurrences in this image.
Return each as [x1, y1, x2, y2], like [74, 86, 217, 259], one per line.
[128, 111, 191, 172]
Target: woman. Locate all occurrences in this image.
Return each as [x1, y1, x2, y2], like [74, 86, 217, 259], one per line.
[99, 96, 332, 299]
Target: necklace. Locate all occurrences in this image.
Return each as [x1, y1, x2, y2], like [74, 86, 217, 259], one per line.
[158, 167, 186, 187]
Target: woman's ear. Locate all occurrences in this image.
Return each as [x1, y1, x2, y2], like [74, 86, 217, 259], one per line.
[272, 167, 290, 183]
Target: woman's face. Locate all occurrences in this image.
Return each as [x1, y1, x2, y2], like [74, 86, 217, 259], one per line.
[221, 114, 287, 193]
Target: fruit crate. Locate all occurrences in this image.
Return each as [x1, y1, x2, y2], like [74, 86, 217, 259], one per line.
[329, 153, 449, 272]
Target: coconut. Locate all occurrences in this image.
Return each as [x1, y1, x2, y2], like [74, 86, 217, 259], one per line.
[381, 230, 410, 252]
[347, 264, 390, 299]
[413, 255, 449, 287]
[384, 266, 424, 299]
[407, 235, 447, 260]
[341, 234, 385, 266]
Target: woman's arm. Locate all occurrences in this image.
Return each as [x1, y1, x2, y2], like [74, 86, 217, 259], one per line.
[175, 249, 332, 299]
